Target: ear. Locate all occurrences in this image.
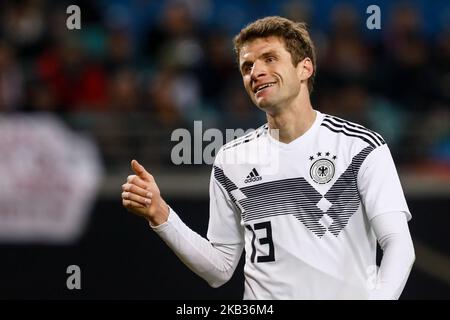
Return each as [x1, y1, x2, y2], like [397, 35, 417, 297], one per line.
[297, 57, 314, 82]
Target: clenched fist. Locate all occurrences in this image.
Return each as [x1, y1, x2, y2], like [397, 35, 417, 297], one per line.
[122, 160, 169, 226]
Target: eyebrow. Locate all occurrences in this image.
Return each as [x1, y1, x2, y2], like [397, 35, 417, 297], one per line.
[240, 50, 279, 72]
[260, 50, 278, 59]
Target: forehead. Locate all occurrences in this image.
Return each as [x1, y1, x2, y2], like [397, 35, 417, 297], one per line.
[239, 36, 287, 63]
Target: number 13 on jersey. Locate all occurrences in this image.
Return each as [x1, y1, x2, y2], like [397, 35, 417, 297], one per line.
[246, 221, 275, 263]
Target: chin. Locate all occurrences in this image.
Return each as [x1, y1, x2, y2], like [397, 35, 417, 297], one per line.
[256, 98, 276, 110]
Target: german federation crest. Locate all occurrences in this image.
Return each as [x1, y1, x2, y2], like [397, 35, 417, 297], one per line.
[309, 152, 337, 184]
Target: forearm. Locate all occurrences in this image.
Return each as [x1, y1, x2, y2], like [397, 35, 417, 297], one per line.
[370, 212, 415, 299]
[151, 208, 243, 287]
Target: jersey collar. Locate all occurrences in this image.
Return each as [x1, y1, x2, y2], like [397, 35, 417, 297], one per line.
[266, 110, 323, 151]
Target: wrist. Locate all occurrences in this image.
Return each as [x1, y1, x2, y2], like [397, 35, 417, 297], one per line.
[147, 200, 170, 227]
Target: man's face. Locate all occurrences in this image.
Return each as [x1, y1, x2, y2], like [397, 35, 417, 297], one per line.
[239, 36, 303, 111]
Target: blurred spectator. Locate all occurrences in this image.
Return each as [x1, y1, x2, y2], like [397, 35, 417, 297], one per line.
[105, 29, 134, 70]
[420, 108, 450, 164]
[1, 0, 46, 58]
[144, 1, 204, 71]
[26, 80, 59, 112]
[433, 29, 450, 104]
[0, 41, 24, 111]
[322, 3, 373, 83]
[280, 0, 313, 25]
[219, 83, 265, 130]
[199, 31, 236, 113]
[147, 67, 202, 125]
[108, 68, 140, 112]
[382, 3, 432, 110]
[35, 36, 107, 111]
[0, 0, 447, 173]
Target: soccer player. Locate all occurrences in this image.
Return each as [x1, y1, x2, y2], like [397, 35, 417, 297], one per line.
[121, 16, 415, 299]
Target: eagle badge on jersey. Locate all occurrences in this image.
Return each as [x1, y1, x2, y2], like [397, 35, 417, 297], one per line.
[309, 152, 337, 184]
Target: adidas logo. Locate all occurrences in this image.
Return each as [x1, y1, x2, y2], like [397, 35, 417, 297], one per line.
[244, 168, 262, 183]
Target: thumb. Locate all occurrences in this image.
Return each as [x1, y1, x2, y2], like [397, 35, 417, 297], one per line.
[131, 159, 152, 181]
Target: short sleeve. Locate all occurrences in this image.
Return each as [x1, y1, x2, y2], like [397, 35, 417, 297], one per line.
[358, 144, 411, 221]
[207, 153, 244, 245]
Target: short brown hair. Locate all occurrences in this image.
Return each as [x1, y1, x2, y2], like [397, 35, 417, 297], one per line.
[233, 16, 317, 93]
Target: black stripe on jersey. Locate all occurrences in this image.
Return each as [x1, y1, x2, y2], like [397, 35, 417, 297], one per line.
[325, 115, 384, 141]
[322, 117, 381, 147]
[213, 166, 238, 203]
[256, 124, 268, 138]
[222, 125, 267, 151]
[324, 115, 385, 146]
[239, 177, 327, 237]
[321, 123, 376, 148]
[324, 145, 374, 236]
[235, 145, 376, 237]
[323, 117, 382, 147]
[241, 177, 322, 201]
[246, 225, 257, 262]
[327, 115, 385, 145]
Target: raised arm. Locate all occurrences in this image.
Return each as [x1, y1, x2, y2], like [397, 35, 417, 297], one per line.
[121, 160, 243, 287]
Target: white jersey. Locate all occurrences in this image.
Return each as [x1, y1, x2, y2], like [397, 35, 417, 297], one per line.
[208, 110, 411, 299]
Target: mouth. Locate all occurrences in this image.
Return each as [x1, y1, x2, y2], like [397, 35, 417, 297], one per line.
[253, 82, 276, 94]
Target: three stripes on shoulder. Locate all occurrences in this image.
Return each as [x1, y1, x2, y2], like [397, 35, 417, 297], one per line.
[321, 115, 385, 148]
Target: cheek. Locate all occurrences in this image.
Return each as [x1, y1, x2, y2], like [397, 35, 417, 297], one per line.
[287, 69, 301, 87]
[243, 79, 252, 92]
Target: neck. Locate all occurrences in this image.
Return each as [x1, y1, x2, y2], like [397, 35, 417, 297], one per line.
[266, 99, 316, 144]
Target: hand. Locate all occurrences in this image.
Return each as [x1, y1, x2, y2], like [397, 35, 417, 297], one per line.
[122, 160, 169, 226]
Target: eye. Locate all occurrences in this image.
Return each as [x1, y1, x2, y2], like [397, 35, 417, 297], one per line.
[266, 56, 276, 63]
[242, 64, 253, 75]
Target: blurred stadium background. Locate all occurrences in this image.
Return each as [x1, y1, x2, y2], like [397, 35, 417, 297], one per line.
[0, 0, 449, 299]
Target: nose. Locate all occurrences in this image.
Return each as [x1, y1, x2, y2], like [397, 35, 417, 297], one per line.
[250, 60, 266, 81]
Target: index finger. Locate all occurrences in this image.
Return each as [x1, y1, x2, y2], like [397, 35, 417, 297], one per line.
[126, 175, 149, 190]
